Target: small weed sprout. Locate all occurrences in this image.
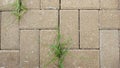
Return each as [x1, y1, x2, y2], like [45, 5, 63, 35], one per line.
[45, 29, 71, 68]
[12, 0, 27, 20]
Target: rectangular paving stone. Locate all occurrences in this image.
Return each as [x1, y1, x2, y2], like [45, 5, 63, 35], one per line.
[80, 10, 99, 48]
[40, 30, 57, 68]
[0, 0, 15, 11]
[41, 0, 59, 9]
[100, 30, 119, 68]
[64, 50, 99, 68]
[100, 0, 119, 9]
[20, 30, 39, 68]
[0, 50, 19, 68]
[22, 0, 40, 9]
[1, 12, 19, 49]
[61, 0, 99, 9]
[100, 10, 120, 29]
[60, 10, 79, 48]
[20, 10, 58, 29]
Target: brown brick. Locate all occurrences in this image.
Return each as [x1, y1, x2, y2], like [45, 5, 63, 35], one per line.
[0, 50, 19, 68]
[40, 30, 57, 68]
[20, 30, 39, 68]
[100, 0, 119, 9]
[1, 12, 19, 49]
[80, 10, 99, 48]
[20, 10, 58, 29]
[100, 30, 119, 68]
[60, 10, 79, 48]
[61, 0, 99, 9]
[100, 10, 120, 29]
[0, 0, 15, 11]
[41, 0, 59, 9]
[22, 0, 40, 9]
[64, 50, 99, 68]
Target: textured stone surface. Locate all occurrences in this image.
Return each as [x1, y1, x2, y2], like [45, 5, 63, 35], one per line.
[60, 10, 79, 48]
[41, 0, 59, 9]
[100, 0, 119, 9]
[0, 0, 15, 10]
[0, 50, 19, 68]
[20, 30, 39, 68]
[80, 10, 99, 48]
[64, 50, 99, 68]
[100, 30, 119, 68]
[1, 12, 19, 49]
[100, 10, 120, 29]
[40, 30, 57, 68]
[61, 0, 99, 9]
[0, 0, 120, 67]
[20, 10, 58, 29]
[22, 0, 40, 9]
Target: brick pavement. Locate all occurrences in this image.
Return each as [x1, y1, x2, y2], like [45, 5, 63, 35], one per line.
[0, 0, 120, 68]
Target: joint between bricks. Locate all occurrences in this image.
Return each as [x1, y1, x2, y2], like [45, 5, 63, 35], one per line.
[98, 10, 101, 68]
[0, 12, 1, 50]
[79, 48, 100, 50]
[78, 9, 80, 49]
[59, 0, 61, 10]
[58, 10, 60, 31]
[19, 29, 21, 68]
[39, 30, 40, 68]
[118, 0, 119, 9]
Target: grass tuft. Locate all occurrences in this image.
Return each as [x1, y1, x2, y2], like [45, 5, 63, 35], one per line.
[12, 0, 27, 20]
[45, 28, 71, 68]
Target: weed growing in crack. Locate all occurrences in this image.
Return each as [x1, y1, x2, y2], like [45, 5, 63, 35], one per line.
[45, 28, 71, 68]
[12, 0, 27, 20]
